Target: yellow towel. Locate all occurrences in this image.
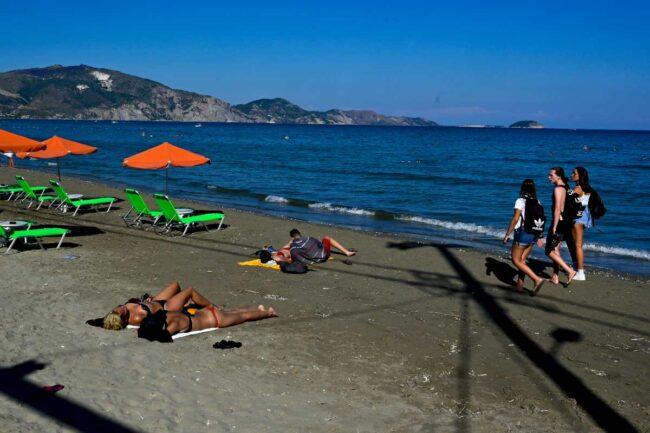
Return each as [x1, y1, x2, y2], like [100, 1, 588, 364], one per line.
[238, 259, 281, 271]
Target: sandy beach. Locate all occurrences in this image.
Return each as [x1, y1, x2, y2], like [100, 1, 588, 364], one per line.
[0, 167, 648, 433]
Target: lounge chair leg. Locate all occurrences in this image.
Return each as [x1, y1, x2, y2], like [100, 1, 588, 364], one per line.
[106, 202, 113, 213]
[182, 224, 190, 236]
[56, 233, 67, 249]
[73, 206, 80, 217]
[36, 239, 45, 250]
[203, 223, 209, 232]
[36, 201, 43, 210]
[5, 238, 17, 254]
[217, 217, 224, 231]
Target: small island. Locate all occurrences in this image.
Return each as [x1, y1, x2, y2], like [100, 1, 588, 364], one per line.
[509, 120, 544, 129]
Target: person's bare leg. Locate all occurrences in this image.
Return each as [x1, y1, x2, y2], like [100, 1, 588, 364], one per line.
[512, 244, 544, 291]
[548, 248, 576, 285]
[216, 305, 278, 328]
[326, 236, 356, 256]
[548, 244, 561, 285]
[165, 287, 214, 311]
[153, 281, 182, 301]
[572, 224, 584, 270]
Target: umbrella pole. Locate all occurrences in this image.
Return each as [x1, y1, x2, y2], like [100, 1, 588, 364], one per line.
[165, 167, 168, 195]
[57, 160, 61, 181]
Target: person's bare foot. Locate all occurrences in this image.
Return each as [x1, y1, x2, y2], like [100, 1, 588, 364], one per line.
[345, 248, 357, 257]
[267, 307, 278, 317]
[513, 280, 525, 293]
[550, 274, 560, 285]
[531, 278, 546, 296]
[258, 305, 266, 312]
[564, 269, 577, 287]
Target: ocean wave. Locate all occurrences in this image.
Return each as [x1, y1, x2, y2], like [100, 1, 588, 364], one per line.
[583, 243, 650, 260]
[396, 215, 505, 238]
[264, 195, 289, 204]
[308, 202, 375, 216]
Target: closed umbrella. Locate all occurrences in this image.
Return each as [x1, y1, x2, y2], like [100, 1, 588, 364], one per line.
[17, 135, 97, 180]
[122, 142, 210, 194]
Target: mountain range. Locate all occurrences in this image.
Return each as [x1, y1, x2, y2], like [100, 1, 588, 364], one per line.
[0, 65, 437, 126]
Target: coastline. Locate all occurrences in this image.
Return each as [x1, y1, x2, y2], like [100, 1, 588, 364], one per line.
[0, 167, 648, 432]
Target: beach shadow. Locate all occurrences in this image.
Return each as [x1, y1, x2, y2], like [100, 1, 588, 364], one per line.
[432, 245, 639, 433]
[0, 360, 142, 433]
[6, 241, 81, 252]
[485, 256, 552, 285]
[40, 224, 104, 237]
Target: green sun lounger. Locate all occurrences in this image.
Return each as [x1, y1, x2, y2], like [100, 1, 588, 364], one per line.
[1, 180, 48, 201]
[153, 193, 225, 236]
[49, 180, 116, 217]
[122, 188, 163, 228]
[15, 176, 58, 210]
[0, 223, 70, 254]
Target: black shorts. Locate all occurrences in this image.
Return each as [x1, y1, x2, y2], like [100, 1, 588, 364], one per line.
[545, 230, 565, 255]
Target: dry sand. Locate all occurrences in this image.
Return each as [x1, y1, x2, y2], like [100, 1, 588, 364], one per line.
[0, 168, 648, 433]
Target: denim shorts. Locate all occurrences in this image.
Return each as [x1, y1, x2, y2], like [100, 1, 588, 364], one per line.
[513, 227, 537, 246]
[574, 207, 593, 229]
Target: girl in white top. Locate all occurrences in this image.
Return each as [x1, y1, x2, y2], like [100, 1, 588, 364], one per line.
[570, 167, 593, 281]
[503, 179, 545, 293]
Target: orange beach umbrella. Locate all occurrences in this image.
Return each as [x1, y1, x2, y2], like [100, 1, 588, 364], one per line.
[0, 129, 46, 153]
[17, 135, 98, 180]
[123, 142, 210, 194]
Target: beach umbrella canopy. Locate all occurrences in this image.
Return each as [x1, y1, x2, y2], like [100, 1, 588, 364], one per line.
[123, 142, 210, 194]
[0, 128, 46, 153]
[17, 135, 98, 180]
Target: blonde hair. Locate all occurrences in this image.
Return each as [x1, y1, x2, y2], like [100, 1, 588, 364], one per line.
[103, 312, 126, 331]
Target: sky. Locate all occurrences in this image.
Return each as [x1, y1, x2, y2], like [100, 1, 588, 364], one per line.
[1, 1, 649, 130]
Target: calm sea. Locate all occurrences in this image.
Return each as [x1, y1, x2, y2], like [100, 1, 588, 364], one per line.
[2, 120, 648, 275]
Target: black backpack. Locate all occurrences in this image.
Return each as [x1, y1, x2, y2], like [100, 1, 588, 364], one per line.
[589, 189, 606, 220]
[523, 198, 546, 235]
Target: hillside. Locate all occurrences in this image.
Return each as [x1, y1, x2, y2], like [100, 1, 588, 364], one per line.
[0, 65, 437, 126]
[233, 98, 437, 126]
[509, 120, 544, 128]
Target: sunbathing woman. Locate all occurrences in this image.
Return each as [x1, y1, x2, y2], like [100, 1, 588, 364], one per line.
[102, 281, 207, 329]
[137, 300, 277, 342]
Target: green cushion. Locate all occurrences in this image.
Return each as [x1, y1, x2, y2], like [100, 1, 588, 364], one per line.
[179, 213, 224, 224]
[9, 228, 69, 239]
[71, 197, 115, 206]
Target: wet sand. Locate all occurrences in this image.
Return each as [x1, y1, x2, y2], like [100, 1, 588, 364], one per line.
[0, 168, 648, 433]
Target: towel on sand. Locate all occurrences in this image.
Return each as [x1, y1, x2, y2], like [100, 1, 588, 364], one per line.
[127, 325, 218, 340]
[238, 258, 280, 271]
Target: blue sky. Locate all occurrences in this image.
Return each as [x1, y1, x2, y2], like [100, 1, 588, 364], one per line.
[1, 1, 649, 129]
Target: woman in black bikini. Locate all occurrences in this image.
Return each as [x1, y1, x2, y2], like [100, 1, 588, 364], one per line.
[102, 281, 276, 332]
[137, 300, 277, 342]
[102, 281, 207, 329]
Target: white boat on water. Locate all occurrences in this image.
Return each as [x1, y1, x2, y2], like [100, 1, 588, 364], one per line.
[195, 123, 202, 128]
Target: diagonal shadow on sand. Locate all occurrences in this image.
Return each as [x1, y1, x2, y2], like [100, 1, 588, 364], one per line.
[387, 241, 639, 433]
[0, 360, 142, 433]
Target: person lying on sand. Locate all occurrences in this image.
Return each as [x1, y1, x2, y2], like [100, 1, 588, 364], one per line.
[270, 228, 356, 263]
[137, 301, 277, 342]
[102, 281, 210, 328]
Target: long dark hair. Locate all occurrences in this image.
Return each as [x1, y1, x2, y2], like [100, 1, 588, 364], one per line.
[551, 166, 569, 185]
[574, 166, 592, 193]
[519, 179, 537, 200]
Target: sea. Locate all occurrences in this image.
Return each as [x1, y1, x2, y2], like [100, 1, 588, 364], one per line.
[1, 119, 648, 276]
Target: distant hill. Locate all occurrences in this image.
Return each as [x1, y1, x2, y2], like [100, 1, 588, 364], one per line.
[0, 65, 437, 126]
[509, 120, 544, 129]
[234, 98, 436, 126]
[0, 65, 247, 122]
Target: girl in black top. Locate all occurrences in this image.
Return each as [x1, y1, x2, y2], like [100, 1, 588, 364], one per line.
[544, 167, 577, 289]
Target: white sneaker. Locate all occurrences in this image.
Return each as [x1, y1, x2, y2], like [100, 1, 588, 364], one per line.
[573, 269, 586, 281]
